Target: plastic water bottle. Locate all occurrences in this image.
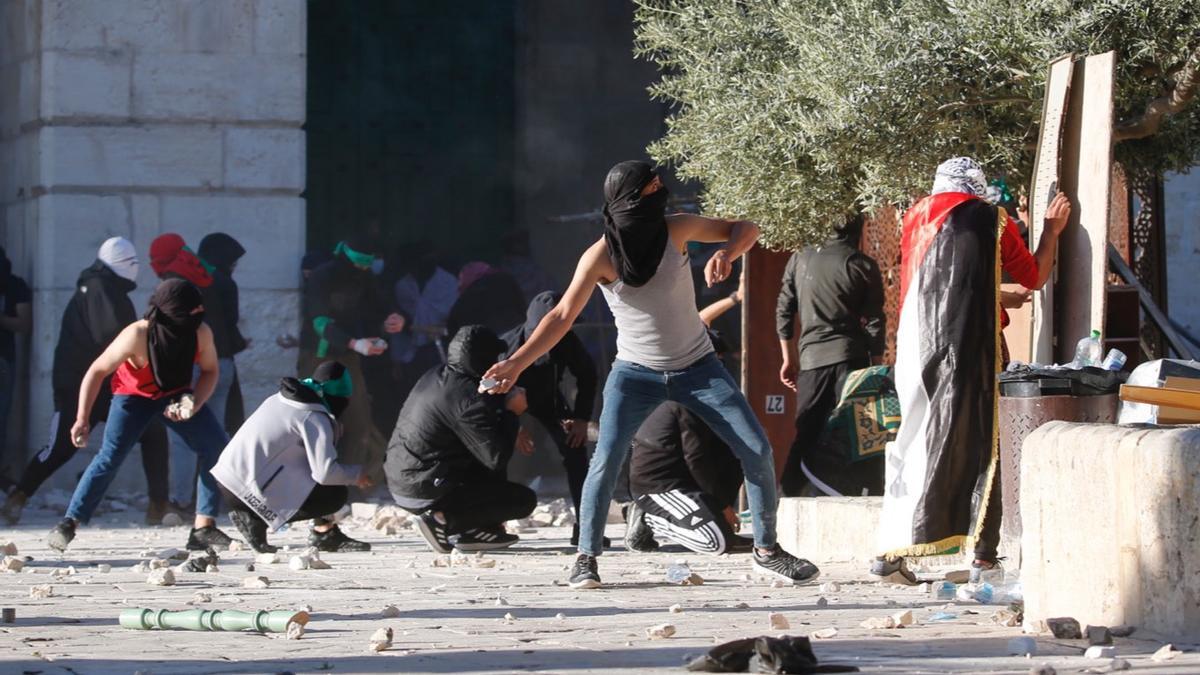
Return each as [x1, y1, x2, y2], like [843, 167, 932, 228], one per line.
[665, 561, 694, 584]
[1101, 348, 1127, 371]
[1072, 329, 1103, 368]
[930, 581, 956, 601]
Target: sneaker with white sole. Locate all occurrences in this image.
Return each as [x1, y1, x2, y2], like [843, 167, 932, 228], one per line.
[413, 511, 452, 554]
[567, 553, 601, 589]
[868, 556, 919, 585]
[454, 527, 518, 552]
[753, 545, 820, 585]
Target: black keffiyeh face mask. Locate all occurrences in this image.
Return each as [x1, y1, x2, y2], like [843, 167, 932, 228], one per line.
[144, 279, 205, 392]
[602, 160, 670, 288]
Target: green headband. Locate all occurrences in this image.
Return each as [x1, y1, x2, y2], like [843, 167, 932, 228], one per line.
[333, 241, 375, 269]
[300, 368, 353, 401]
[184, 246, 216, 275]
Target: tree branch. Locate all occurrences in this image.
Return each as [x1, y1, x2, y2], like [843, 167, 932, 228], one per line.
[937, 96, 1033, 112]
[1115, 47, 1200, 141]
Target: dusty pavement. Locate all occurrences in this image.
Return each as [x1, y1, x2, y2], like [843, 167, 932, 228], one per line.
[1, 500, 1197, 674]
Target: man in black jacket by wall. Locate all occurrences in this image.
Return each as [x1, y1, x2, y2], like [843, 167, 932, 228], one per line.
[775, 212, 886, 497]
[385, 325, 535, 554]
[2, 238, 170, 525]
[502, 291, 597, 545]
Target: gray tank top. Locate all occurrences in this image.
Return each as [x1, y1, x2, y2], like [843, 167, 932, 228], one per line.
[599, 243, 714, 371]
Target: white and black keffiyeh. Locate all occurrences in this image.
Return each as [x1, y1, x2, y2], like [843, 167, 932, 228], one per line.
[931, 157, 988, 198]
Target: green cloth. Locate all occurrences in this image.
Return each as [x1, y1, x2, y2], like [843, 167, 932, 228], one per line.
[300, 368, 353, 400]
[333, 241, 375, 269]
[313, 316, 333, 358]
[186, 246, 216, 276]
[823, 365, 900, 462]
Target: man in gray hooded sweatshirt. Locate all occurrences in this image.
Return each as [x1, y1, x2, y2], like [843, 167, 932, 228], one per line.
[213, 360, 372, 554]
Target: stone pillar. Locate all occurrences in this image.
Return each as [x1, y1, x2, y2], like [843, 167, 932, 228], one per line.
[0, 0, 306, 490]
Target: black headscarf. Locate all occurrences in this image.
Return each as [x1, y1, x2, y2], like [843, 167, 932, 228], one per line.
[503, 290, 562, 367]
[602, 160, 670, 287]
[144, 279, 205, 392]
[280, 360, 352, 418]
[197, 233, 246, 276]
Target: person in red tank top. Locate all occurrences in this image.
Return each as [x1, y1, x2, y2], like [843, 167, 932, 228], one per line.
[46, 279, 237, 554]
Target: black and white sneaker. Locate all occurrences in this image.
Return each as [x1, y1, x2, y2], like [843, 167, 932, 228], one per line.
[186, 525, 238, 551]
[868, 556, 919, 585]
[413, 511, 452, 554]
[309, 524, 371, 552]
[46, 518, 77, 552]
[623, 502, 659, 553]
[753, 545, 820, 585]
[568, 553, 601, 589]
[229, 510, 277, 554]
[454, 527, 518, 552]
[969, 558, 1004, 585]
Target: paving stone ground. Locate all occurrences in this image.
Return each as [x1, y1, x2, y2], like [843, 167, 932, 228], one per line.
[1, 503, 1197, 674]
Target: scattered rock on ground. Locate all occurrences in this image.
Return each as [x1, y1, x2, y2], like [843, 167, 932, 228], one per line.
[645, 623, 676, 639]
[160, 512, 184, 527]
[1, 541, 17, 556]
[368, 627, 393, 652]
[1109, 625, 1135, 638]
[860, 616, 896, 630]
[242, 576, 270, 589]
[380, 605, 401, 618]
[819, 582, 840, 593]
[96, 564, 111, 573]
[816, 597, 829, 608]
[1084, 646, 1117, 659]
[29, 584, 53, 599]
[990, 609, 1021, 627]
[1008, 636, 1038, 656]
[191, 592, 212, 604]
[147, 568, 175, 586]
[1046, 616, 1082, 639]
[1107, 658, 1131, 671]
[768, 612, 790, 630]
[668, 604, 683, 614]
[1151, 644, 1182, 662]
[1, 556, 26, 573]
[1086, 625, 1113, 646]
[811, 627, 838, 639]
[256, 552, 281, 565]
[891, 610, 915, 627]
[288, 555, 310, 571]
[1028, 665, 1055, 675]
[286, 620, 305, 640]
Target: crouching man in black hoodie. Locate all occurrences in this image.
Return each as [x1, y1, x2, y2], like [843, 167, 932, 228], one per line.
[212, 361, 373, 554]
[385, 325, 536, 553]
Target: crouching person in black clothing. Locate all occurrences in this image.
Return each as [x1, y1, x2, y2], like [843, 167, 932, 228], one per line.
[624, 332, 751, 556]
[385, 325, 536, 553]
[212, 361, 373, 554]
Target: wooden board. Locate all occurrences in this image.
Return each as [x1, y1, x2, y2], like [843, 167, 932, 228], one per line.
[1053, 51, 1115, 363]
[1158, 377, 1200, 424]
[1030, 54, 1075, 363]
[1119, 384, 1200, 414]
[741, 245, 797, 479]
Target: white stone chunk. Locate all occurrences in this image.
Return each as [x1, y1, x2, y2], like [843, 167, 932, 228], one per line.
[147, 569, 175, 586]
[768, 612, 790, 630]
[645, 623, 676, 639]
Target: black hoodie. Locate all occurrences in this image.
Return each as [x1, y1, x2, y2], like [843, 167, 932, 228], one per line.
[384, 325, 517, 501]
[501, 291, 597, 422]
[52, 261, 137, 400]
[197, 233, 248, 358]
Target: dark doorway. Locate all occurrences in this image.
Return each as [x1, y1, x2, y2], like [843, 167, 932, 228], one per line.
[307, 1, 516, 261]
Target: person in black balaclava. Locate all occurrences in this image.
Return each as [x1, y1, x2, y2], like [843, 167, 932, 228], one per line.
[775, 211, 886, 497]
[196, 233, 248, 432]
[2, 238, 171, 526]
[385, 325, 536, 554]
[0, 245, 31, 485]
[483, 160, 820, 590]
[502, 291, 598, 545]
[46, 279, 235, 553]
[300, 235, 406, 483]
[213, 360, 372, 554]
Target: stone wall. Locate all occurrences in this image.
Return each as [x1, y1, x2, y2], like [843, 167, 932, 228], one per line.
[0, 0, 306, 489]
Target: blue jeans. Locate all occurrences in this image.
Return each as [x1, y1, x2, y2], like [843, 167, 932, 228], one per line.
[66, 394, 227, 523]
[169, 358, 235, 505]
[578, 354, 779, 556]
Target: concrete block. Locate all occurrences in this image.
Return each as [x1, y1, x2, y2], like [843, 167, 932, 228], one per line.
[230, 289, 299, 410]
[178, 0, 254, 54]
[224, 128, 304, 190]
[132, 54, 303, 122]
[776, 497, 882, 563]
[41, 51, 132, 119]
[40, 125, 223, 188]
[0, 0, 40, 64]
[1022, 421, 1200, 643]
[254, 0, 306, 55]
[160, 195, 303, 289]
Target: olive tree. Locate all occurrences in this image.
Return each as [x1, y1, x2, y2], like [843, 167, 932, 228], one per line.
[634, 0, 1200, 248]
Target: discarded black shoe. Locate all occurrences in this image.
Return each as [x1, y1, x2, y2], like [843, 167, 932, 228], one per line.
[309, 524, 371, 552]
[686, 635, 860, 673]
[229, 510, 277, 554]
